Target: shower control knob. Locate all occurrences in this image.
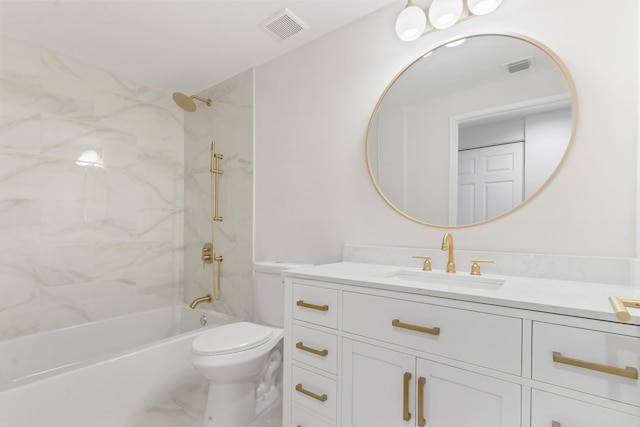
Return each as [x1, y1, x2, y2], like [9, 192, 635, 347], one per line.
[202, 243, 214, 266]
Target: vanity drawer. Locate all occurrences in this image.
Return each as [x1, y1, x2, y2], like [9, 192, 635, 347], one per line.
[532, 322, 639, 406]
[291, 405, 335, 427]
[291, 365, 337, 421]
[292, 283, 338, 329]
[531, 389, 640, 427]
[292, 324, 338, 374]
[342, 291, 522, 375]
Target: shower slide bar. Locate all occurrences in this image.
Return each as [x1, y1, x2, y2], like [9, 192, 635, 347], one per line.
[210, 142, 223, 222]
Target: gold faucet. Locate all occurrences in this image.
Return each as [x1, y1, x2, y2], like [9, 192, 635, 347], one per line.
[189, 294, 212, 309]
[441, 232, 455, 273]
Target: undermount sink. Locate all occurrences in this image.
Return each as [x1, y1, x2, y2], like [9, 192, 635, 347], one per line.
[378, 270, 505, 291]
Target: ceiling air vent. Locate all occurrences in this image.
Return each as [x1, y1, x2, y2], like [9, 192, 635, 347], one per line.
[504, 57, 535, 74]
[261, 8, 309, 41]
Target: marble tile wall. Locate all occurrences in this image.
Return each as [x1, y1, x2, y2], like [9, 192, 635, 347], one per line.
[183, 69, 254, 321]
[0, 36, 185, 340]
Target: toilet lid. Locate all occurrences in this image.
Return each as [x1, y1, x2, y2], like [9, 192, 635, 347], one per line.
[192, 322, 274, 355]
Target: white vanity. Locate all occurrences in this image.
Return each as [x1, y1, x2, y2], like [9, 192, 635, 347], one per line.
[282, 261, 640, 427]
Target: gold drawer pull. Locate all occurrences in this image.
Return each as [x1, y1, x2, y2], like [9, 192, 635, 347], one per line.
[417, 376, 426, 426]
[296, 342, 328, 357]
[392, 319, 440, 336]
[553, 352, 638, 380]
[295, 383, 328, 402]
[403, 372, 412, 421]
[552, 422, 561, 427]
[296, 300, 329, 311]
[609, 296, 640, 321]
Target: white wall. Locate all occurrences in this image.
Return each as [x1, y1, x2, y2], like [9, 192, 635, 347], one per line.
[525, 107, 573, 198]
[255, 0, 638, 265]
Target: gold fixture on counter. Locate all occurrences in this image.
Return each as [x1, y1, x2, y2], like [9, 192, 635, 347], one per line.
[189, 294, 212, 309]
[417, 376, 426, 426]
[392, 319, 441, 336]
[470, 259, 494, 276]
[608, 296, 640, 322]
[296, 342, 328, 357]
[296, 300, 329, 311]
[552, 351, 638, 380]
[441, 232, 455, 273]
[412, 255, 432, 271]
[551, 422, 561, 427]
[295, 384, 327, 402]
[403, 372, 412, 421]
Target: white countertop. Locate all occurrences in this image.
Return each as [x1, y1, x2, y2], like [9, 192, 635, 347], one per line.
[283, 262, 640, 326]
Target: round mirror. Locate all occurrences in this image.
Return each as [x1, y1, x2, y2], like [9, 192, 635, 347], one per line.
[366, 33, 577, 227]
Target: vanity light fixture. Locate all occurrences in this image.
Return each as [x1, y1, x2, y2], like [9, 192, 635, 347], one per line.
[429, 0, 463, 30]
[395, 0, 505, 42]
[467, 0, 503, 15]
[395, 0, 427, 42]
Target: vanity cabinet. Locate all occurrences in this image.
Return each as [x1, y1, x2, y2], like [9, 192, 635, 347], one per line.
[342, 339, 521, 427]
[282, 275, 640, 427]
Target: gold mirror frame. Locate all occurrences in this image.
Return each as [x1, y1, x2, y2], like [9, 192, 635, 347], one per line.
[365, 33, 579, 228]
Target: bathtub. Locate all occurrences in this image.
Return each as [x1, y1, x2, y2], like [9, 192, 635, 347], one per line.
[0, 304, 237, 427]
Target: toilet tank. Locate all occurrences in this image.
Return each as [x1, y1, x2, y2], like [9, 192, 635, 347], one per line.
[254, 261, 311, 327]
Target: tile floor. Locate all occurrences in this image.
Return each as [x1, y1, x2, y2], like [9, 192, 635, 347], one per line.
[131, 382, 282, 427]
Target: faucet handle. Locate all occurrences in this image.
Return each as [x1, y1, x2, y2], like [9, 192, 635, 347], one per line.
[470, 259, 494, 276]
[412, 256, 432, 271]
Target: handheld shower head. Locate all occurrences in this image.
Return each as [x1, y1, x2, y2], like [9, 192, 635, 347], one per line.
[172, 92, 212, 112]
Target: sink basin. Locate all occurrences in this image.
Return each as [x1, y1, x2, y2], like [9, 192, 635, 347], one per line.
[378, 270, 505, 291]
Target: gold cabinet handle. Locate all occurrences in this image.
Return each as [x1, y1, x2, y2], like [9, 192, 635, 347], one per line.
[417, 376, 426, 427]
[609, 296, 640, 322]
[552, 352, 638, 380]
[296, 342, 328, 357]
[392, 319, 440, 336]
[295, 383, 327, 402]
[552, 422, 561, 427]
[403, 372, 412, 421]
[296, 300, 329, 311]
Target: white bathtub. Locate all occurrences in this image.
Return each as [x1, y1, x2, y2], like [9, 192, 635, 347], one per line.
[0, 305, 237, 427]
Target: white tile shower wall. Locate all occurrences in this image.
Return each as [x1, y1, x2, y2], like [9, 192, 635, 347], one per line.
[183, 69, 254, 321]
[0, 36, 185, 340]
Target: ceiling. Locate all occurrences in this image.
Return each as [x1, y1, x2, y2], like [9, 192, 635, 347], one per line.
[0, 0, 396, 94]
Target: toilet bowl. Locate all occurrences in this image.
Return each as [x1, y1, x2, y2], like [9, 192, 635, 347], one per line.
[190, 261, 310, 427]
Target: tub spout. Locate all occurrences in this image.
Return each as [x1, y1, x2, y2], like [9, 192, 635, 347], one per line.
[189, 294, 212, 309]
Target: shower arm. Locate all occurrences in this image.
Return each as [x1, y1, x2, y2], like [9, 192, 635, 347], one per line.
[192, 95, 212, 106]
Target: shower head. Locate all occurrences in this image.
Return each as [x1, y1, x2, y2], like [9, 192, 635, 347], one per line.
[172, 92, 212, 112]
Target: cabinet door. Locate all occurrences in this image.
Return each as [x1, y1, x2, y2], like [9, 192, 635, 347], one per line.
[342, 340, 415, 427]
[531, 389, 640, 427]
[417, 359, 521, 427]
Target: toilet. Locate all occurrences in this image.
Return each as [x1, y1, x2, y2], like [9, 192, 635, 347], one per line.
[190, 261, 309, 427]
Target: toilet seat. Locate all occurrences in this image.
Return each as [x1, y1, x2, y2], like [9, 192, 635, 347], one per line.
[192, 322, 273, 356]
